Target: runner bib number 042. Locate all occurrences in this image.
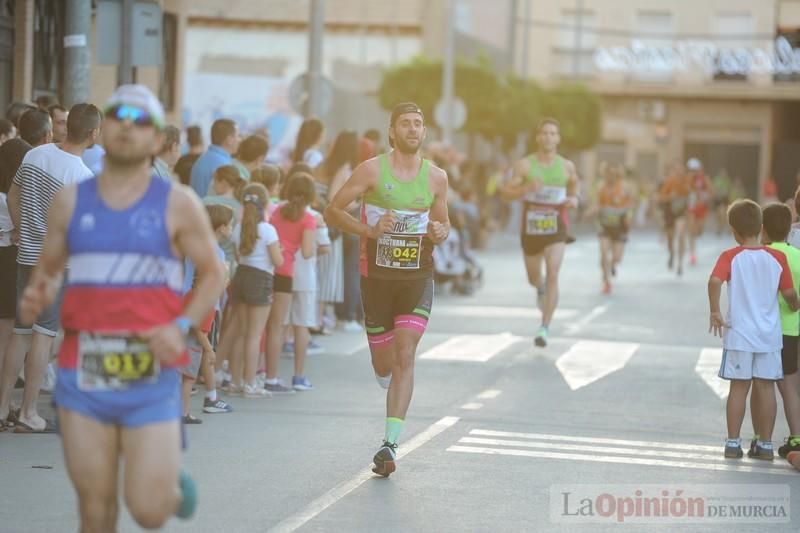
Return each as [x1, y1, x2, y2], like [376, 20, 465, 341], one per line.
[526, 210, 559, 236]
[77, 333, 160, 391]
[376, 234, 422, 269]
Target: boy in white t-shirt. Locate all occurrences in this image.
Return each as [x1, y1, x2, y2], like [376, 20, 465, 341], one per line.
[709, 199, 800, 459]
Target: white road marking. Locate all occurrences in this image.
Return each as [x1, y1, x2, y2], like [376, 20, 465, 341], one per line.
[447, 446, 797, 477]
[460, 403, 483, 410]
[420, 332, 521, 362]
[346, 341, 369, 356]
[457, 437, 787, 469]
[268, 416, 460, 533]
[476, 389, 502, 400]
[696, 348, 728, 399]
[563, 305, 608, 335]
[435, 304, 578, 320]
[555, 340, 639, 390]
[469, 429, 721, 453]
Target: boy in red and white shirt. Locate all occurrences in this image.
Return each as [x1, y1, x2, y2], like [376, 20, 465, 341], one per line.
[709, 199, 800, 460]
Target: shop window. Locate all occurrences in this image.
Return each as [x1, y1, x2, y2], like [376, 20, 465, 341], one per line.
[32, 0, 64, 100]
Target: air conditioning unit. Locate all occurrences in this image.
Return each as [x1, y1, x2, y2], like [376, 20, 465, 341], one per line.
[638, 100, 667, 122]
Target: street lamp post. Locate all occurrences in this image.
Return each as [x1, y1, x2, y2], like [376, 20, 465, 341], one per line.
[442, 0, 456, 145]
[307, 0, 325, 118]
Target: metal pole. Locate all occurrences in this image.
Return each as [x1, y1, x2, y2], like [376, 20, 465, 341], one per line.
[442, 0, 455, 145]
[572, 0, 584, 78]
[307, 0, 325, 117]
[118, 0, 134, 85]
[508, 0, 518, 74]
[63, 0, 92, 106]
[521, 0, 530, 79]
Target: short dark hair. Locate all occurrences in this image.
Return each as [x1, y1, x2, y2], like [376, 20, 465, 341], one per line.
[35, 95, 58, 110]
[66, 103, 102, 144]
[6, 101, 36, 127]
[160, 125, 181, 153]
[762, 203, 792, 243]
[210, 119, 237, 146]
[537, 117, 560, 133]
[0, 118, 13, 138]
[236, 134, 269, 163]
[251, 164, 282, 191]
[728, 199, 763, 238]
[47, 104, 66, 119]
[18, 109, 52, 145]
[205, 203, 234, 231]
[186, 125, 203, 147]
[364, 129, 380, 143]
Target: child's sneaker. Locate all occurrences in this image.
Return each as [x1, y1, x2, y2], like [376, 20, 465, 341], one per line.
[292, 376, 314, 391]
[264, 380, 295, 395]
[244, 383, 271, 398]
[225, 384, 244, 397]
[778, 436, 800, 458]
[747, 441, 774, 461]
[203, 398, 233, 413]
[307, 340, 325, 356]
[724, 438, 743, 459]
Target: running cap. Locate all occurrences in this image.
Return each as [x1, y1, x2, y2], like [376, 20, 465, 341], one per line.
[104, 84, 165, 130]
[687, 158, 702, 171]
[390, 102, 424, 126]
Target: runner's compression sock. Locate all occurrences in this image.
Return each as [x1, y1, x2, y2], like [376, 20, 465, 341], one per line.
[385, 417, 405, 445]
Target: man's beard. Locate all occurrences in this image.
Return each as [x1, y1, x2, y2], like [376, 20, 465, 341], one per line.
[104, 150, 151, 169]
[394, 136, 420, 155]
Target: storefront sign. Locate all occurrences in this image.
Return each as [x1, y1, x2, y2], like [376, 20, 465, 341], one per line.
[594, 36, 800, 76]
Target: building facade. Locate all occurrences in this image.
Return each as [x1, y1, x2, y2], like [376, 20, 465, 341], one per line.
[2, 0, 187, 125]
[511, 0, 800, 199]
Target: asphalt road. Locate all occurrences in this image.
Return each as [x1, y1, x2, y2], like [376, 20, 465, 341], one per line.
[2, 228, 799, 532]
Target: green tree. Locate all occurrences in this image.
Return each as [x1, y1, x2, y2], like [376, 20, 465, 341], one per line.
[495, 75, 545, 151]
[541, 83, 602, 152]
[378, 56, 501, 140]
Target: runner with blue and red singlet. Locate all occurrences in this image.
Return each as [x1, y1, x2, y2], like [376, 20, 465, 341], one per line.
[18, 85, 225, 532]
[325, 102, 450, 477]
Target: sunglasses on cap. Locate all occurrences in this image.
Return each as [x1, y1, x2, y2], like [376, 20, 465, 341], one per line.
[105, 104, 162, 129]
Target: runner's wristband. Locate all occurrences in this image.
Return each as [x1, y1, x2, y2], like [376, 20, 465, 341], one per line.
[175, 316, 193, 336]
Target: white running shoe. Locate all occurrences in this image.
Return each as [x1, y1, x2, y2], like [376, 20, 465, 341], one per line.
[244, 384, 271, 398]
[343, 320, 363, 333]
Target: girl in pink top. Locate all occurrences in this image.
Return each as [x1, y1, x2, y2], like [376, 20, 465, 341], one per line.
[263, 173, 317, 394]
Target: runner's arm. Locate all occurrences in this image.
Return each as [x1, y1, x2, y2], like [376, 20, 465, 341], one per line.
[324, 160, 379, 238]
[499, 159, 533, 201]
[782, 288, 800, 312]
[18, 187, 76, 324]
[172, 187, 226, 327]
[427, 166, 451, 244]
[565, 159, 580, 208]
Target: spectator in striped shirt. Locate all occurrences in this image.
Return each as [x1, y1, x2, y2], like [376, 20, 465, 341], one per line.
[0, 103, 101, 433]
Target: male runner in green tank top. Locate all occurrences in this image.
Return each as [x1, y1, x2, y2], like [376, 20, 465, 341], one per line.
[501, 118, 580, 347]
[325, 103, 450, 477]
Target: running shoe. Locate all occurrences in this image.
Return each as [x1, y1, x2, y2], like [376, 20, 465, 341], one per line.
[602, 281, 611, 295]
[203, 398, 233, 413]
[308, 340, 325, 356]
[176, 470, 197, 520]
[778, 436, 800, 459]
[292, 376, 314, 391]
[724, 439, 743, 459]
[534, 326, 549, 348]
[690, 254, 697, 266]
[264, 380, 296, 395]
[375, 372, 392, 389]
[372, 441, 398, 478]
[343, 320, 363, 333]
[225, 384, 244, 397]
[182, 414, 202, 424]
[244, 384, 271, 398]
[611, 264, 618, 277]
[748, 441, 775, 461]
[282, 341, 294, 355]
